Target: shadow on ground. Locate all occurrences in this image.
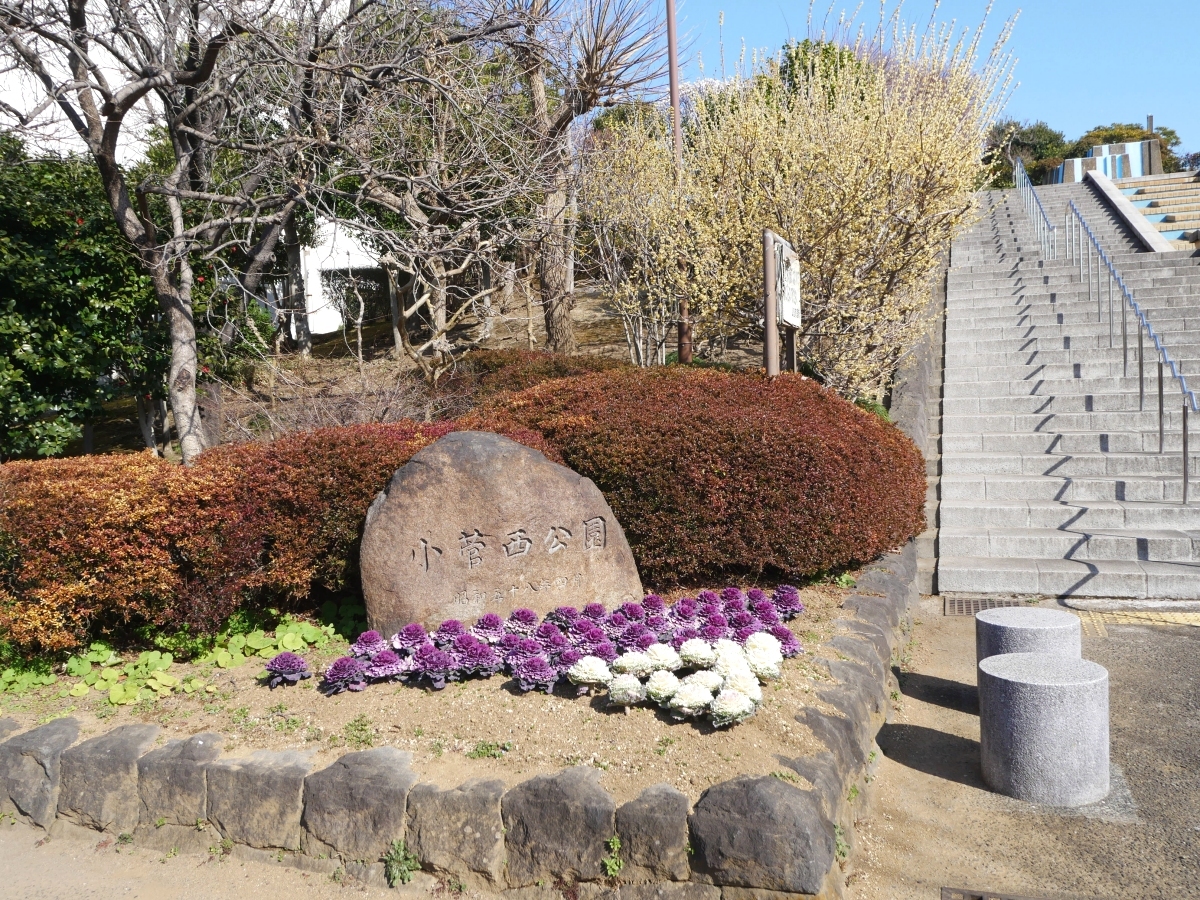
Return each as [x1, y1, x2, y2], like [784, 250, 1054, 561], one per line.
[894, 668, 979, 714]
[876, 722, 987, 789]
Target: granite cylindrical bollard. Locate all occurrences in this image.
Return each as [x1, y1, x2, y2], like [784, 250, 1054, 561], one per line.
[979, 652, 1109, 806]
[975, 607, 1081, 664]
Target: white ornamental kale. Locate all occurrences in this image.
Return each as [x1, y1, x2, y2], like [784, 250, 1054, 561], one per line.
[612, 651, 655, 678]
[709, 689, 758, 728]
[608, 673, 647, 706]
[667, 682, 714, 718]
[645, 643, 683, 672]
[645, 670, 681, 704]
[567, 655, 613, 687]
[678, 638, 717, 668]
[743, 632, 783, 681]
[681, 669, 724, 694]
[711, 641, 753, 679]
[722, 668, 763, 704]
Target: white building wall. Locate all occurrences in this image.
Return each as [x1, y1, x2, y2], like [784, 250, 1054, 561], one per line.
[300, 219, 381, 335]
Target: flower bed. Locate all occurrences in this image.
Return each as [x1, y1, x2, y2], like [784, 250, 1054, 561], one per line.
[295, 586, 804, 730]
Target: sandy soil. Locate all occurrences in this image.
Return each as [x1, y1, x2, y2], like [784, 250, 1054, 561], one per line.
[1, 583, 852, 805]
[846, 594, 1200, 900]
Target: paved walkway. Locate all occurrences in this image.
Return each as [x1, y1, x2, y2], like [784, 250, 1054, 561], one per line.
[846, 595, 1200, 899]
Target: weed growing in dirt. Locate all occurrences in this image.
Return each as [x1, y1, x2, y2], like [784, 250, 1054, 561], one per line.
[769, 770, 799, 784]
[847, 785, 860, 802]
[466, 740, 512, 759]
[653, 736, 676, 757]
[834, 825, 849, 862]
[343, 714, 375, 749]
[384, 839, 420, 886]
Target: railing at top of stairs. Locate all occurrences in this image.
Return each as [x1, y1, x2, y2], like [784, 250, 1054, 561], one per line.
[1014, 157, 1057, 260]
[1065, 200, 1197, 503]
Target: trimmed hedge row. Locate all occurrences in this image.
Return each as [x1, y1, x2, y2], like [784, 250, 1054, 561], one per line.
[0, 366, 924, 654]
[465, 368, 925, 586]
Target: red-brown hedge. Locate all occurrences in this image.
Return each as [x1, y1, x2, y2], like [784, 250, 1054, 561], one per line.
[451, 349, 630, 399]
[0, 422, 560, 652]
[0, 365, 923, 654]
[465, 368, 925, 586]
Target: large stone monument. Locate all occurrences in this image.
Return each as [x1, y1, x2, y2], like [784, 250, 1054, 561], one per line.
[360, 431, 643, 635]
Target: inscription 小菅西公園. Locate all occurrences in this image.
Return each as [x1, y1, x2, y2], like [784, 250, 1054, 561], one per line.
[416, 517, 608, 573]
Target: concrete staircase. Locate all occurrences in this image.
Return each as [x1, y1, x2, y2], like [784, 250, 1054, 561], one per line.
[933, 181, 1200, 599]
[1116, 170, 1200, 250]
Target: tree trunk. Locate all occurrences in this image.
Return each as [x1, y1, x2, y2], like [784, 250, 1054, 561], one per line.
[285, 219, 312, 357]
[162, 289, 207, 465]
[136, 394, 158, 453]
[480, 259, 494, 340]
[387, 268, 404, 358]
[426, 257, 450, 351]
[540, 179, 577, 354]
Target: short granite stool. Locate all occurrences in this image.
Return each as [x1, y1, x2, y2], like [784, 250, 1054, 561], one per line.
[978, 652, 1109, 806]
[976, 607, 1081, 663]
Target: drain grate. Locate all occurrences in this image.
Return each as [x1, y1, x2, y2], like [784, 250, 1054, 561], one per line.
[943, 596, 1026, 616]
[942, 890, 1049, 900]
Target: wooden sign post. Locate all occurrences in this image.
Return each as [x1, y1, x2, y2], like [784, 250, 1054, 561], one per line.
[763, 229, 802, 376]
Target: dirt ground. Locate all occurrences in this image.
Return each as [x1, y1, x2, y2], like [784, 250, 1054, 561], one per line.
[0, 584, 852, 807]
[846, 594, 1200, 900]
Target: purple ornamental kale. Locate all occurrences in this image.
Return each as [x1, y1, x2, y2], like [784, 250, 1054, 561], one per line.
[698, 602, 722, 621]
[512, 655, 558, 694]
[702, 611, 728, 631]
[750, 599, 781, 626]
[667, 598, 699, 627]
[634, 632, 657, 651]
[670, 626, 702, 650]
[720, 587, 748, 606]
[581, 603, 607, 621]
[567, 619, 596, 647]
[392, 622, 430, 653]
[554, 648, 583, 675]
[413, 643, 458, 690]
[576, 626, 609, 656]
[265, 652, 311, 689]
[453, 634, 503, 677]
[498, 633, 523, 656]
[320, 656, 367, 695]
[469, 612, 506, 645]
[697, 590, 720, 604]
[505, 637, 543, 669]
[535, 622, 565, 643]
[539, 630, 569, 657]
[770, 625, 803, 658]
[617, 623, 650, 652]
[602, 611, 629, 640]
[699, 624, 727, 642]
[642, 594, 666, 615]
[545, 606, 580, 629]
[433, 619, 467, 647]
[350, 630, 388, 658]
[645, 615, 669, 638]
[728, 610, 754, 630]
[733, 625, 760, 645]
[365, 650, 413, 681]
[772, 585, 805, 620]
[591, 640, 618, 663]
[746, 588, 769, 604]
[619, 601, 646, 622]
[504, 608, 540, 636]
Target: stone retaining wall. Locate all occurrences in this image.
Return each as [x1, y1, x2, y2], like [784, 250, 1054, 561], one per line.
[0, 546, 916, 900]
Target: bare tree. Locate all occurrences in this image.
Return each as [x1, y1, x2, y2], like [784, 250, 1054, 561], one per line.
[0, 0, 524, 462]
[511, 0, 664, 353]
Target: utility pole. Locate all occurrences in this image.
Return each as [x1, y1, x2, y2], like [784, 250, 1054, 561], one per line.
[666, 0, 692, 363]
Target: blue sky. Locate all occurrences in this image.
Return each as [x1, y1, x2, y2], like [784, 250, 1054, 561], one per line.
[673, 1, 1200, 153]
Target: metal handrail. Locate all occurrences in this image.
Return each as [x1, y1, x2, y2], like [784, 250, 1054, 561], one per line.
[1013, 157, 1057, 260]
[1065, 199, 1196, 503]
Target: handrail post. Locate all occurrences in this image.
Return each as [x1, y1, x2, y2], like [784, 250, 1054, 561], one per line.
[1139, 329, 1145, 411]
[1121, 296, 1128, 377]
[1159, 362, 1165, 454]
[1108, 271, 1114, 349]
[1184, 402, 1190, 506]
